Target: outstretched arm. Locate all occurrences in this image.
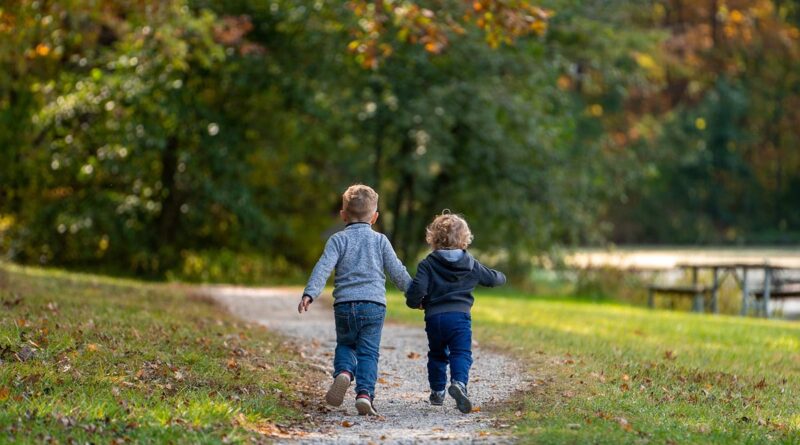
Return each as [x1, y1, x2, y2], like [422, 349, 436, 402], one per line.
[476, 261, 506, 288]
[299, 237, 340, 312]
[405, 261, 430, 309]
[382, 235, 412, 292]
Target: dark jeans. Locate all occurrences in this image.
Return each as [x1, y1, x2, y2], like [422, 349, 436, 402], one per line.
[425, 311, 473, 392]
[333, 301, 385, 398]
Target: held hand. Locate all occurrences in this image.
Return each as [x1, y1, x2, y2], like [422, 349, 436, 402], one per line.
[298, 296, 312, 314]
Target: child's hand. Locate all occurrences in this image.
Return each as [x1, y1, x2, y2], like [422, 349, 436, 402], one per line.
[297, 295, 312, 314]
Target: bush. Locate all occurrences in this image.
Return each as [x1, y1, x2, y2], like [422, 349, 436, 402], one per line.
[166, 250, 303, 285]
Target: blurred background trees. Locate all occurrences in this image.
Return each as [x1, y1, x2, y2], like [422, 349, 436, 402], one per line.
[1, 0, 798, 282]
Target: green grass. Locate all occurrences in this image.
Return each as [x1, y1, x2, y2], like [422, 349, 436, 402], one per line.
[0, 264, 305, 444]
[387, 290, 800, 444]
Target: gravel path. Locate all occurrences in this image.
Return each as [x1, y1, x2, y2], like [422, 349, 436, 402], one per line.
[205, 286, 528, 444]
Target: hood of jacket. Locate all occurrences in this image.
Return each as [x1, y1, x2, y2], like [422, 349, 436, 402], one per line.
[429, 250, 474, 282]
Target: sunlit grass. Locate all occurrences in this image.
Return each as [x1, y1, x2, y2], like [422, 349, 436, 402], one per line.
[387, 290, 800, 444]
[0, 264, 302, 444]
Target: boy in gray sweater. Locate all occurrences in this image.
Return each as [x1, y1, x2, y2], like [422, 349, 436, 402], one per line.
[298, 184, 411, 415]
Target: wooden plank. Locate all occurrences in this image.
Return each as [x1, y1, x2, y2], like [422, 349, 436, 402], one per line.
[647, 285, 709, 294]
[753, 290, 800, 299]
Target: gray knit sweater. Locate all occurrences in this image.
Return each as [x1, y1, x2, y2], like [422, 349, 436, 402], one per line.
[302, 222, 412, 305]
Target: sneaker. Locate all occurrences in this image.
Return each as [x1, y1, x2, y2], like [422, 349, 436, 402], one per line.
[355, 391, 378, 416]
[448, 381, 472, 414]
[429, 390, 446, 406]
[325, 371, 352, 406]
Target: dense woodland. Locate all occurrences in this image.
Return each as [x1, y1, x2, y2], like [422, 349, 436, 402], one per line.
[1, 0, 799, 281]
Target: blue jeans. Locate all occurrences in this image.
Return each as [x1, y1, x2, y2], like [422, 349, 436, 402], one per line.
[333, 301, 385, 398]
[425, 311, 473, 392]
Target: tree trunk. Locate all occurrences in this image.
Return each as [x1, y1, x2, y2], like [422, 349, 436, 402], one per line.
[156, 136, 180, 248]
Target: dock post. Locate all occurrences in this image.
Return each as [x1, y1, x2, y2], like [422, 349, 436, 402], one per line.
[692, 267, 702, 313]
[763, 267, 772, 318]
[740, 268, 749, 316]
[711, 267, 719, 314]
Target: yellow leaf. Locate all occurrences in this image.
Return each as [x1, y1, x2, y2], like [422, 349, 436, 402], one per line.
[35, 43, 50, 57]
[0, 387, 9, 401]
[695, 118, 706, 130]
[530, 20, 547, 35]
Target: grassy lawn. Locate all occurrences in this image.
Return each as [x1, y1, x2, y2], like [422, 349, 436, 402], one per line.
[0, 264, 305, 444]
[387, 290, 800, 444]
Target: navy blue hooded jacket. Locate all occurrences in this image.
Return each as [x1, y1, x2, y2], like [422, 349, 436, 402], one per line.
[405, 250, 506, 318]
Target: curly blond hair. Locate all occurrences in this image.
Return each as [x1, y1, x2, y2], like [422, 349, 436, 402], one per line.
[425, 211, 473, 250]
[342, 184, 379, 222]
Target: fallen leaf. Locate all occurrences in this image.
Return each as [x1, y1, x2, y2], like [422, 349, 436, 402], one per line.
[0, 386, 9, 401]
[227, 358, 239, 369]
[341, 420, 353, 427]
[87, 343, 99, 352]
[16, 346, 35, 362]
[621, 374, 630, 382]
[407, 352, 420, 359]
[471, 407, 481, 412]
[616, 417, 633, 432]
[754, 378, 767, 390]
[620, 383, 630, 392]
[377, 378, 387, 384]
[664, 350, 676, 360]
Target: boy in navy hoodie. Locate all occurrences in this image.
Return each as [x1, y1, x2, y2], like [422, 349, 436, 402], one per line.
[405, 212, 506, 413]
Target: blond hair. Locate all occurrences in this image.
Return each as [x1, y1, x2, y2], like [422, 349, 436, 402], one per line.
[425, 211, 473, 250]
[342, 184, 379, 222]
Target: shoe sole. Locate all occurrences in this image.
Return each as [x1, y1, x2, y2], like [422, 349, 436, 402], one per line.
[448, 384, 472, 414]
[325, 374, 351, 406]
[355, 398, 378, 416]
[430, 400, 444, 406]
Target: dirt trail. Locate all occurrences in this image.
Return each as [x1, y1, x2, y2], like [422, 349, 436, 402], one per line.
[205, 286, 529, 444]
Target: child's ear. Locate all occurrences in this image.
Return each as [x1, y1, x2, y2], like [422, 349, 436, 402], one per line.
[340, 210, 347, 222]
[370, 211, 379, 224]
